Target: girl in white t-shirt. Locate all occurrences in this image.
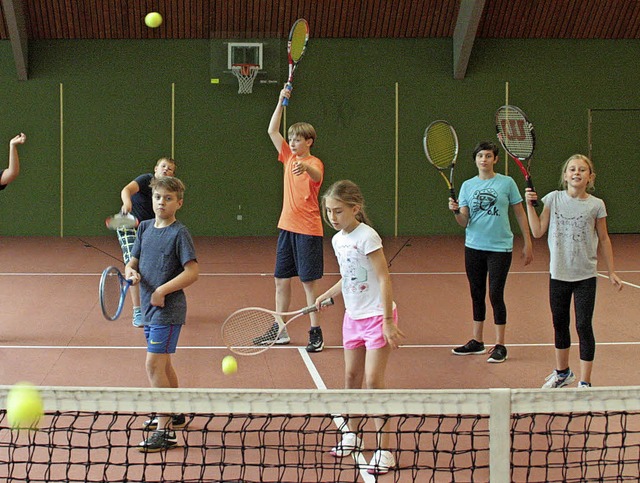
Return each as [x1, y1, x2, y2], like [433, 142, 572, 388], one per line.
[525, 154, 623, 389]
[315, 180, 405, 475]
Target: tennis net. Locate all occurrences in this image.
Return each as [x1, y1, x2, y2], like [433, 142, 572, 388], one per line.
[1, 385, 639, 482]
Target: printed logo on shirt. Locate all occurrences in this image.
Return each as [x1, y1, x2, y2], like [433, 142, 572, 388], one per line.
[472, 188, 499, 216]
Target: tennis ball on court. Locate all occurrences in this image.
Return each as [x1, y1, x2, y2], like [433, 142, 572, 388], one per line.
[145, 12, 163, 28]
[6, 382, 44, 430]
[222, 355, 238, 375]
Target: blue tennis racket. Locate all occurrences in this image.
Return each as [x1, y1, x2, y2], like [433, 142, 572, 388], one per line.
[99, 266, 132, 321]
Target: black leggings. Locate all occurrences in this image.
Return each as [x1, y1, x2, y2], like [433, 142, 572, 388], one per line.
[549, 277, 597, 362]
[464, 247, 513, 325]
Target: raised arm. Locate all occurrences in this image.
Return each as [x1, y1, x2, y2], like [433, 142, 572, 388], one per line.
[267, 86, 290, 153]
[1, 133, 26, 186]
[120, 180, 140, 214]
[525, 188, 550, 239]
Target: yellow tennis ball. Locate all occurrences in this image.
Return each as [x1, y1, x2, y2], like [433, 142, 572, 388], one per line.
[145, 12, 163, 28]
[6, 382, 44, 430]
[222, 355, 238, 375]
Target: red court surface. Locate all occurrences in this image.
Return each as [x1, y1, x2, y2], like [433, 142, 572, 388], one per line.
[0, 234, 638, 391]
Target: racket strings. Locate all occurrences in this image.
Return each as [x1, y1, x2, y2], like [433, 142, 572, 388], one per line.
[426, 125, 457, 168]
[496, 110, 534, 158]
[289, 23, 308, 61]
[223, 310, 281, 355]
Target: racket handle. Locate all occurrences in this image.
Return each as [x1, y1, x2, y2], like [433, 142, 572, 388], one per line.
[449, 188, 460, 215]
[281, 83, 292, 106]
[303, 297, 334, 314]
[526, 177, 539, 207]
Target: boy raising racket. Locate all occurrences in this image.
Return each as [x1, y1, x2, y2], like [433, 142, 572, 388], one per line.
[316, 180, 405, 475]
[118, 157, 176, 327]
[525, 154, 622, 388]
[125, 176, 198, 452]
[266, 85, 325, 352]
[448, 141, 533, 363]
[1, 133, 26, 189]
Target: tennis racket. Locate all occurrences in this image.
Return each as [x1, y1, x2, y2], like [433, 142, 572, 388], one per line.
[222, 298, 334, 356]
[99, 266, 132, 321]
[282, 18, 310, 106]
[105, 212, 139, 230]
[495, 105, 538, 207]
[423, 120, 460, 214]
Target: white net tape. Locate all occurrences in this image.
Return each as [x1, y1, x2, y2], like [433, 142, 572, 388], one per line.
[231, 65, 259, 94]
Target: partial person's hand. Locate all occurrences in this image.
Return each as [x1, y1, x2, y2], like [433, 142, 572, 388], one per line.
[10, 133, 26, 146]
[151, 290, 166, 307]
[125, 268, 140, 285]
[383, 322, 406, 350]
[448, 198, 459, 213]
[524, 188, 538, 205]
[609, 272, 624, 291]
[292, 161, 307, 176]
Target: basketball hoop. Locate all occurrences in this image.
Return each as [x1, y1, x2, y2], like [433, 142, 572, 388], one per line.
[231, 64, 259, 94]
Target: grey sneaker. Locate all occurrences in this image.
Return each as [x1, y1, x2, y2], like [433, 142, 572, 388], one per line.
[142, 413, 187, 430]
[487, 344, 508, 363]
[452, 339, 486, 355]
[306, 327, 324, 353]
[138, 430, 178, 452]
[542, 369, 576, 388]
[132, 308, 144, 328]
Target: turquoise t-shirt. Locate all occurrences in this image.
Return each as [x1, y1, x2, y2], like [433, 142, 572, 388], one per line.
[458, 173, 522, 252]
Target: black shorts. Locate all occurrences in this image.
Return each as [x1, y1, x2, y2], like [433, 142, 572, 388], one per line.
[274, 230, 323, 282]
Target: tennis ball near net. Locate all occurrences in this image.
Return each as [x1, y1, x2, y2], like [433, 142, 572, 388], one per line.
[6, 382, 44, 430]
[145, 12, 163, 28]
[222, 355, 238, 375]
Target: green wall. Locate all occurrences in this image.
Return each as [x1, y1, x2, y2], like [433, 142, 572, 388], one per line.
[0, 38, 638, 236]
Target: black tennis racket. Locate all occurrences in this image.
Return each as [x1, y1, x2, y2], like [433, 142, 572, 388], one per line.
[495, 105, 538, 207]
[282, 18, 310, 106]
[423, 120, 460, 214]
[99, 266, 132, 321]
[222, 298, 334, 356]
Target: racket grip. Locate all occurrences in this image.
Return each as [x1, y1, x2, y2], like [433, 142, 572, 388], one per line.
[526, 177, 539, 207]
[281, 83, 292, 106]
[449, 188, 460, 215]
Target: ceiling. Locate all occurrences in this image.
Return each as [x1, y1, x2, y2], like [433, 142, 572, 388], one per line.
[1, 0, 639, 41]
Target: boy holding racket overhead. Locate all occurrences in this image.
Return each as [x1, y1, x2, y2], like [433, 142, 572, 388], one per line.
[118, 157, 176, 327]
[266, 85, 325, 352]
[124, 176, 198, 452]
[448, 141, 533, 363]
[0, 133, 26, 189]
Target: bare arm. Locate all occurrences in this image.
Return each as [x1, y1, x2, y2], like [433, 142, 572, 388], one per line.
[315, 279, 343, 307]
[512, 202, 533, 265]
[368, 248, 405, 349]
[524, 189, 550, 239]
[152, 260, 200, 307]
[120, 180, 140, 214]
[267, 86, 290, 153]
[595, 217, 623, 291]
[292, 159, 323, 183]
[1, 133, 26, 186]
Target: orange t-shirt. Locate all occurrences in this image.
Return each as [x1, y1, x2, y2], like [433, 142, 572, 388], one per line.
[277, 142, 324, 236]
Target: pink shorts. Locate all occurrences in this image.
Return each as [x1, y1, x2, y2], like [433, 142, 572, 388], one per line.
[343, 308, 399, 350]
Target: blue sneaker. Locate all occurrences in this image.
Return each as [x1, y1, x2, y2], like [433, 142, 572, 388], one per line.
[132, 307, 144, 328]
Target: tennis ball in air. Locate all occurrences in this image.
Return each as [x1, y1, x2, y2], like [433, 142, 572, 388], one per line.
[6, 382, 44, 430]
[145, 12, 163, 28]
[222, 355, 238, 375]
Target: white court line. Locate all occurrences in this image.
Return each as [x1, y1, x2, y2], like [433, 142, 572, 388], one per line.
[298, 348, 375, 483]
[2, 341, 640, 350]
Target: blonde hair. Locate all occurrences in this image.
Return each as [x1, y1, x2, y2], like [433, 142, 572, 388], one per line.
[150, 176, 185, 200]
[321, 180, 371, 226]
[288, 122, 316, 147]
[560, 154, 596, 191]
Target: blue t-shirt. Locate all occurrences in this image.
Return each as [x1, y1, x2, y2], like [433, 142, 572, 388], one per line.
[458, 173, 522, 252]
[132, 219, 197, 326]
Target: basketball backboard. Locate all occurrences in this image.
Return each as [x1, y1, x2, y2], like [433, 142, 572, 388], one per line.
[210, 35, 284, 89]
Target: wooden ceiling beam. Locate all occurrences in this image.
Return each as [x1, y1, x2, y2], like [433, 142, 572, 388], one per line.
[1, 0, 28, 80]
[452, 0, 486, 79]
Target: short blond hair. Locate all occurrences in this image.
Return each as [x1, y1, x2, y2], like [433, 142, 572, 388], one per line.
[560, 154, 596, 191]
[150, 176, 185, 200]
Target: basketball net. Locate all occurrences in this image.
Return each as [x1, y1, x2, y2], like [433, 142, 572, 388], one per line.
[231, 64, 259, 94]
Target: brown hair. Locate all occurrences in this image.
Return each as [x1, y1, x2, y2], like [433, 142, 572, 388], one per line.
[321, 180, 371, 227]
[150, 176, 185, 200]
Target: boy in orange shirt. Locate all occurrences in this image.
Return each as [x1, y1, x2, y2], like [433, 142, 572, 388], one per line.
[266, 85, 324, 352]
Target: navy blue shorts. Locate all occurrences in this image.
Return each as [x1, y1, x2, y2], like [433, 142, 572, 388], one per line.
[274, 230, 323, 282]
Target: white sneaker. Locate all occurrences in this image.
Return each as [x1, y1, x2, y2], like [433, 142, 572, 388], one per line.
[542, 369, 576, 388]
[275, 327, 290, 345]
[366, 450, 396, 475]
[330, 433, 362, 457]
